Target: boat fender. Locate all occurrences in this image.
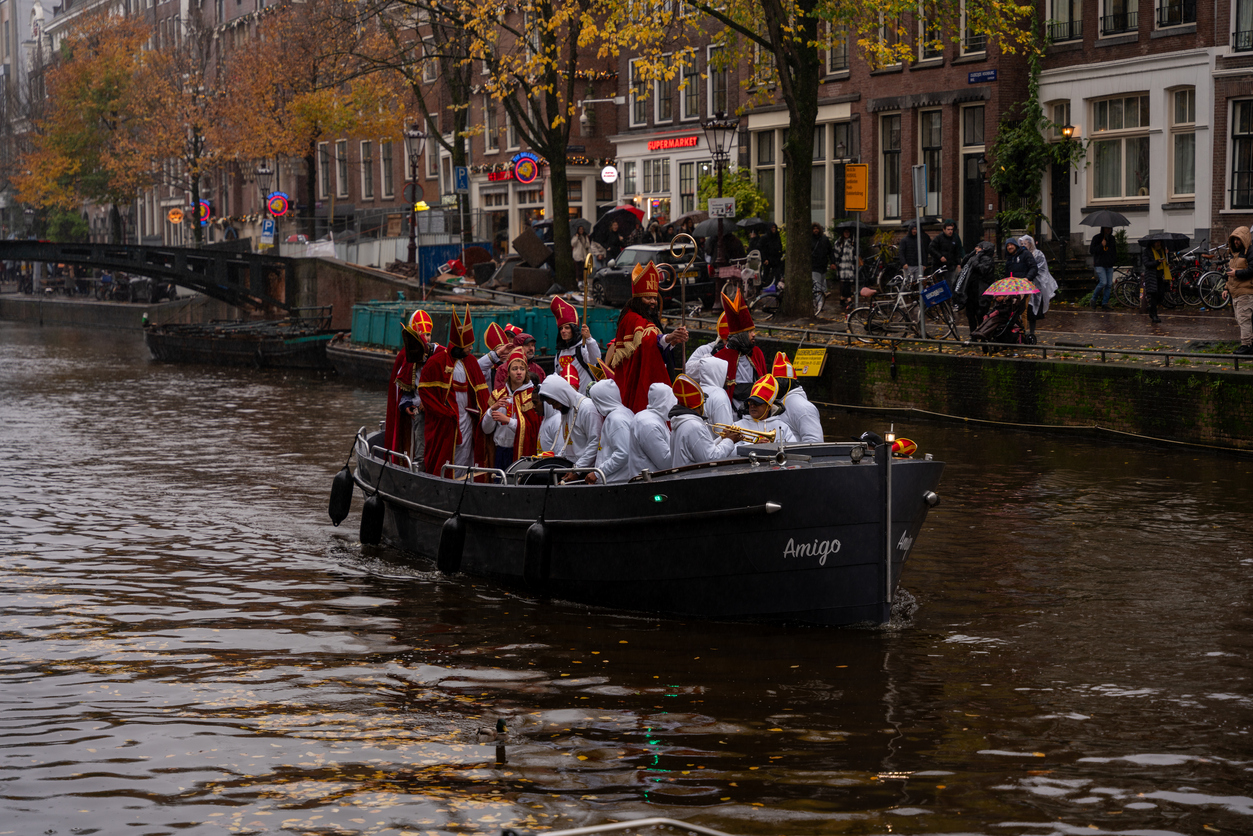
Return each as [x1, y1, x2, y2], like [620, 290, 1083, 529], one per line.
[360, 493, 385, 545]
[437, 515, 466, 574]
[523, 521, 551, 587]
[328, 466, 354, 526]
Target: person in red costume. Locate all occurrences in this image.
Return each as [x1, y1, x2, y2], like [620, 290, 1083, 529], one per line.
[419, 306, 491, 476]
[492, 331, 546, 390]
[713, 288, 766, 416]
[605, 261, 688, 412]
[384, 309, 435, 462]
[481, 347, 541, 468]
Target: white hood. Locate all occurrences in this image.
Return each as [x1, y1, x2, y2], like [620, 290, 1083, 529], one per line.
[697, 355, 728, 389]
[589, 379, 625, 417]
[646, 383, 677, 421]
[539, 374, 581, 410]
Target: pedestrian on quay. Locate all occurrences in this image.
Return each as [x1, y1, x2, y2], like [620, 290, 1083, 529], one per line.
[832, 227, 858, 311]
[1141, 241, 1169, 325]
[1019, 234, 1058, 339]
[1003, 237, 1040, 337]
[1089, 226, 1118, 310]
[761, 223, 784, 291]
[956, 241, 997, 334]
[928, 220, 964, 283]
[898, 221, 930, 284]
[1224, 226, 1253, 355]
[572, 225, 591, 283]
[809, 222, 834, 314]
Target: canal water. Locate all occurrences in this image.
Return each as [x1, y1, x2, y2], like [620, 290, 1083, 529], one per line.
[2, 323, 1250, 836]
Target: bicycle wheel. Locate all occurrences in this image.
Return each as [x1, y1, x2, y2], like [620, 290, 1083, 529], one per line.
[1198, 271, 1230, 309]
[846, 307, 881, 344]
[1178, 268, 1203, 306]
[923, 300, 960, 340]
[1114, 278, 1142, 308]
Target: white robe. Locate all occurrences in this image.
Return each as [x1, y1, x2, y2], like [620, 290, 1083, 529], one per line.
[538, 374, 602, 467]
[696, 355, 735, 429]
[539, 400, 562, 454]
[628, 383, 676, 476]
[740, 411, 797, 443]
[452, 360, 474, 467]
[589, 379, 634, 484]
[778, 386, 823, 443]
[670, 413, 737, 469]
[684, 339, 722, 378]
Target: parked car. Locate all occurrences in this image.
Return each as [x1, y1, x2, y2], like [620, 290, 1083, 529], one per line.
[591, 243, 714, 310]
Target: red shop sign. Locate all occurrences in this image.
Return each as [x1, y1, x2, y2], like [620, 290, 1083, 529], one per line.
[647, 136, 699, 152]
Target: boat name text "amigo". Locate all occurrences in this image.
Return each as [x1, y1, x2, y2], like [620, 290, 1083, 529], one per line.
[783, 537, 842, 565]
[897, 531, 913, 553]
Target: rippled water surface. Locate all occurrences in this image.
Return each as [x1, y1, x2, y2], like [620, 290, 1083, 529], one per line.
[2, 323, 1251, 836]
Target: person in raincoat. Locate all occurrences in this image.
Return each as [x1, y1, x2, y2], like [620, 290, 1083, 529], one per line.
[1224, 225, 1253, 354]
[1018, 234, 1057, 339]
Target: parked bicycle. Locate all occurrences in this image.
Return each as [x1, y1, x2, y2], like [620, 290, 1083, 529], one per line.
[846, 268, 960, 343]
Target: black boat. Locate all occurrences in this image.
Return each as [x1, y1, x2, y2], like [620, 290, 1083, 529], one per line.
[144, 306, 335, 369]
[340, 429, 944, 626]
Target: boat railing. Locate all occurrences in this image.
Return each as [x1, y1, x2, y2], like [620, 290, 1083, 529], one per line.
[541, 466, 608, 485]
[371, 445, 413, 470]
[442, 463, 509, 482]
[503, 817, 738, 836]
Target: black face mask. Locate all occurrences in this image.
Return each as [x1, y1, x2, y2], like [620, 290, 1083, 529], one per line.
[728, 332, 754, 354]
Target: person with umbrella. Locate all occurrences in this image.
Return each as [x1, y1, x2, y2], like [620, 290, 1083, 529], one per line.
[1089, 227, 1118, 310]
[810, 222, 835, 314]
[956, 241, 997, 334]
[1139, 234, 1185, 325]
[1003, 237, 1040, 338]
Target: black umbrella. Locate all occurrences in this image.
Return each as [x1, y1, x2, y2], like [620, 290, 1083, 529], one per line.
[835, 219, 873, 233]
[692, 217, 728, 238]
[592, 206, 643, 244]
[534, 217, 592, 235]
[672, 210, 708, 228]
[1138, 231, 1190, 252]
[737, 217, 769, 230]
[1081, 209, 1131, 228]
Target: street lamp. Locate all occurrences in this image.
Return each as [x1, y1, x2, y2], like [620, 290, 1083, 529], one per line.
[701, 110, 740, 276]
[577, 96, 626, 133]
[1061, 123, 1075, 140]
[255, 162, 273, 217]
[404, 125, 427, 264]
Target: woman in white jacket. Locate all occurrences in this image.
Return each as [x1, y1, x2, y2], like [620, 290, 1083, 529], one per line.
[629, 382, 677, 476]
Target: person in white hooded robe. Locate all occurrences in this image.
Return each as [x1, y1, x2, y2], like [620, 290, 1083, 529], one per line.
[696, 354, 735, 429]
[586, 379, 634, 484]
[769, 352, 823, 443]
[736, 374, 797, 443]
[538, 372, 602, 470]
[538, 397, 562, 454]
[629, 382, 676, 476]
[669, 374, 738, 468]
[1018, 234, 1057, 338]
[684, 313, 727, 378]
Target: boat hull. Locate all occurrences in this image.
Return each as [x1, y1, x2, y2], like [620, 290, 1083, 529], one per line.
[145, 326, 333, 369]
[352, 433, 944, 626]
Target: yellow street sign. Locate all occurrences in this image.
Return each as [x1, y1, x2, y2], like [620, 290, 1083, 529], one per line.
[844, 164, 869, 213]
[793, 347, 828, 377]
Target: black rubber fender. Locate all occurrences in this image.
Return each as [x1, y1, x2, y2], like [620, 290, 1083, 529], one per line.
[359, 493, 384, 545]
[328, 466, 354, 526]
[437, 515, 466, 574]
[523, 520, 551, 587]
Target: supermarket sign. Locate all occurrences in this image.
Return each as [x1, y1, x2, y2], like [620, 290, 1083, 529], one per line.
[647, 135, 699, 152]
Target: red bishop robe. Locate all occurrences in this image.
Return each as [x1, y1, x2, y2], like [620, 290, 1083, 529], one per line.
[713, 345, 768, 398]
[608, 310, 671, 413]
[419, 347, 492, 476]
[489, 383, 541, 463]
[384, 349, 416, 457]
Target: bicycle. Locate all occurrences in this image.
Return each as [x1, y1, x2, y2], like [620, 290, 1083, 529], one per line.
[1112, 265, 1144, 308]
[1197, 270, 1231, 310]
[846, 268, 960, 343]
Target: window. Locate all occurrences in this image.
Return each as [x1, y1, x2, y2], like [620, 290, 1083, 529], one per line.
[1171, 88, 1195, 197]
[878, 15, 902, 65]
[1239, 1, 1253, 51]
[1051, 101, 1072, 139]
[507, 114, 519, 150]
[1091, 94, 1150, 199]
[827, 25, 849, 73]
[422, 38, 437, 83]
[680, 162, 696, 213]
[427, 143, 440, 179]
[1048, 0, 1082, 41]
[1231, 101, 1253, 207]
[643, 158, 670, 193]
[834, 122, 858, 160]
[361, 141, 374, 199]
[485, 99, 499, 152]
[961, 1, 987, 53]
[708, 45, 728, 115]
[881, 114, 901, 220]
[681, 56, 700, 120]
[318, 142, 330, 199]
[751, 43, 776, 89]
[758, 130, 775, 166]
[1100, 0, 1137, 35]
[623, 161, 637, 195]
[630, 59, 647, 126]
[1156, 0, 1195, 27]
[336, 140, 349, 198]
[381, 141, 394, 198]
[920, 110, 941, 216]
[963, 105, 985, 147]
[918, 6, 942, 61]
[655, 64, 673, 123]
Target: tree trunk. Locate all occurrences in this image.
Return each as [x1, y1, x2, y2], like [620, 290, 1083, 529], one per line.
[779, 42, 823, 318]
[190, 180, 204, 246]
[547, 154, 574, 290]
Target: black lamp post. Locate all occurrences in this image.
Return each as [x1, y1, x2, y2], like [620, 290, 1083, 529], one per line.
[404, 125, 427, 264]
[701, 111, 740, 276]
[255, 162, 273, 217]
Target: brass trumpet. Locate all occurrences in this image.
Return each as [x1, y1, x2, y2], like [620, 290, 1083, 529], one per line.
[711, 423, 777, 444]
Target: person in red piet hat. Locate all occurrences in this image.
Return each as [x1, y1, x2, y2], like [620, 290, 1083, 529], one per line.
[713, 288, 767, 415]
[668, 374, 737, 468]
[493, 330, 546, 390]
[384, 309, 436, 461]
[605, 261, 688, 413]
[550, 295, 601, 395]
[737, 373, 796, 442]
[477, 322, 512, 385]
[481, 347, 540, 468]
[419, 306, 492, 476]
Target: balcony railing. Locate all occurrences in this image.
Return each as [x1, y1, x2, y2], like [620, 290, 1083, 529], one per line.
[1047, 18, 1084, 42]
[1235, 29, 1253, 51]
[1231, 171, 1253, 209]
[962, 32, 987, 53]
[1101, 10, 1138, 36]
[1156, 0, 1196, 27]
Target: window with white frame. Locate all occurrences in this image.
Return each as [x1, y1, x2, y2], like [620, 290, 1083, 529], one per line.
[878, 15, 902, 66]
[881, 113, 902, 220]
[920, 110, 941, 215]
[961, 0, 987, 53]
[680, 161, 696, 213]
[1100, 0, 1137, 35]
[751, 42, 776, 88]
[834, 121, 858, 160]
[381, 141, 394, 197]
[1170, 88, 1195, 197]
[708, 45, 728, 115]
[1231, 100, 1253, 207]
[427, 143, 440, 178]
[655, 59, 673, 123]
[318, 142, 330, 199]
[507, 115, 519, 150]
[336, 140, 349, 198]
[681, 54, 700, 120]
[963, 104, 985, 148]
[1091, 94, 1150, 200]
[1239, 0, 1253, 51]
[827, 25, 849, 73]
[1048, 0, 1082, 41]
[643, 158, 670, 193]
[812, 124, 826, 223]
[361, 141, 374, 199]
[918, 6, 942, 61]
[422, 38, 437, 83]
[485, 98, 499, 152]
[630, 59, 648, 127]
[1156, 0, 1195, 28]
[755, 129, 776, 220]
[622, 161, 637, 195]
[1050, 101, 1072, 139]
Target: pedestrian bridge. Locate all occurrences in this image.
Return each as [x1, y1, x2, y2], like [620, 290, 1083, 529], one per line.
[0, 240, 294, 311]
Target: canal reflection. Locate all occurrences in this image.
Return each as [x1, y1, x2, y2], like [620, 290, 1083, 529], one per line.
[1, 323, 1250, 836]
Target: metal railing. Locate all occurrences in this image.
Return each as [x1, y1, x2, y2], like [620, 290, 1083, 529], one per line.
[1047, 18, 1084, 41]
[1101, 10, 1138, 35]
[1156, 0, 1195, 27]
[1235, 29, 1253, 51]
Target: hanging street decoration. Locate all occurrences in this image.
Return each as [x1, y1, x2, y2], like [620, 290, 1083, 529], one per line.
[266, 192, 290, 217]
[512, 152, 541, 185]
[167, 208, 184, 224]
[197, 201, 212, 226]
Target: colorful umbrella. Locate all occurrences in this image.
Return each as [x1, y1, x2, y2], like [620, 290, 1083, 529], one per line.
[983, 277, 1040, 296]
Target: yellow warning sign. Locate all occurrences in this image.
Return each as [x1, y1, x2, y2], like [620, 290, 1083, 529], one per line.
[844, 164, 869, 213]
[793, 347, 827, 377]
